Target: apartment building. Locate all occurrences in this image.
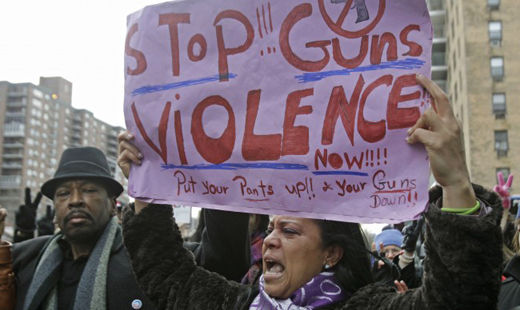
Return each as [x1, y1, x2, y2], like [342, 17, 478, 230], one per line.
[428, 0, 448, 93]
[446, 0, 519, 192]
[0, 76, 128, 225]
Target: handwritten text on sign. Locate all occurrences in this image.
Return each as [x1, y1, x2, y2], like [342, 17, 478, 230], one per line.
[124, 0, 433, 223]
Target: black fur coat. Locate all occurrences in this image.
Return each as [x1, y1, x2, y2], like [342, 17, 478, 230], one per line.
[123, 185, 503, 309]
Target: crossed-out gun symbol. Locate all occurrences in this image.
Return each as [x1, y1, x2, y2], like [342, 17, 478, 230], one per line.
[331, 0, 370, 23]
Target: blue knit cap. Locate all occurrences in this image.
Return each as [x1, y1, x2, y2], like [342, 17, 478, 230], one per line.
[374, 229, 404, 249]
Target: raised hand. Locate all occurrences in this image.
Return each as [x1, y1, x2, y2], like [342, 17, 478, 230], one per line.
[117, 131, 148, 213]
[494, 172, 513, 209]
[14, 187, 43, 242]
[117, 131, 143, 179]
[401, 217, 424, 253]
[407, 75, 476, 210]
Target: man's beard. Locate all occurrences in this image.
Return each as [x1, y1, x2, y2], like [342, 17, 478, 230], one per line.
[63, 225, 103, 244]
[62, 219, 107, 245]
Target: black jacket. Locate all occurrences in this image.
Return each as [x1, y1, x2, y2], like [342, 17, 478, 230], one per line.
[12, 208, 250, 309]
[186, 209, 250, 282]
[371, 254, 421, 289]
[12, 228, 155, 310]
[499, 255, 520, 310]
[122, 184, 503, 309]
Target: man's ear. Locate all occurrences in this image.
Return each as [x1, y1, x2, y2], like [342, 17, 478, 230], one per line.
[109, 198, 117, 216]
[325, 245, 344, 268]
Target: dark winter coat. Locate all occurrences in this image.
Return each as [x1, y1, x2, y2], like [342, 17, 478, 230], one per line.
[12, 208, 250, 309]
[371, 254, 421, 289]
[185, 208, 250, 282]
[499, 255, 520, 310]
[12, 228, 156, 310]
[122, 184, 503, 310]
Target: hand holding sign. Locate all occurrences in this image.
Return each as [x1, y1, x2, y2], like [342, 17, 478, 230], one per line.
[117, 132, 150, 214]
[117, 131, 143, 179]
[493, 172, 513, 209]
[407, 75, 476, 210]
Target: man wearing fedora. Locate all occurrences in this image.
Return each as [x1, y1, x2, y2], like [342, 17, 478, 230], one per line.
[7, 146, 155, 310]
[1, 145, 251, 309]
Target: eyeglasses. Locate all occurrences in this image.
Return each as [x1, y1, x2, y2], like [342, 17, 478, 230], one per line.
[381, 247, 401, 257]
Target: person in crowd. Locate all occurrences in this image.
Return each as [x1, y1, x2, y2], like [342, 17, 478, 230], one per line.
[13, 188, 42, 243]
[496, 173, 516, 265]
[0, 146, 251, 309]
[372, 229, 404, 279]
[242, 214, 270, 284]
[185, 206, 250, 282]
[115, 200, 124, 224]
[11, 188, 55, 243]
[0, 208, 6, 239]
[0, 207, 15, 310]
[371, 225, 421, 289]
[36, 205, 55, 236]
[374, 229, 403, 262]
[499, 207, 520, 310]
[118, 75, 503, 309]
[6, 147, 157, 310]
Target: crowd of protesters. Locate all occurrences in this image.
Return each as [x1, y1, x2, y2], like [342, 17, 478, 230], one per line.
[0, 74, 517, 309]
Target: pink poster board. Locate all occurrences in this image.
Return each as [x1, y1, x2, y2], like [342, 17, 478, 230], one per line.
[124, 0, 433, 223]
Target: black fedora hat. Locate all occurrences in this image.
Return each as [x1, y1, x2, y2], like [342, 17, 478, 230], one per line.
[41, 147, 124, 199]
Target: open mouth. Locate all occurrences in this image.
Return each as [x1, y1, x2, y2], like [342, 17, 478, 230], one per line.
[264, 256, 285, 280]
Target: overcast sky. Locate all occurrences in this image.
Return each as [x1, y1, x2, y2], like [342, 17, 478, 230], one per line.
[0, 0, 165, 128]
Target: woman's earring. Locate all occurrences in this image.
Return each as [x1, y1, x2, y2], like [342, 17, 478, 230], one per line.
[324, 263, 331, 270]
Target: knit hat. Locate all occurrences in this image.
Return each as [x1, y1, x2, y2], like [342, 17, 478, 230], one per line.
[374, 229, 403, 249]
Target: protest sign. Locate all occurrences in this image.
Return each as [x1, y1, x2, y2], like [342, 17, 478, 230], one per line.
[124, 0, 433, 223]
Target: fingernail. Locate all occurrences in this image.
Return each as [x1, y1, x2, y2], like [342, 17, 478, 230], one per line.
[405, 136, 412, 143]
[138, 153, 143, 159]
[407, 128, 413, 135]
[416, 73, 423, 78]
[128, 133, 134, 139]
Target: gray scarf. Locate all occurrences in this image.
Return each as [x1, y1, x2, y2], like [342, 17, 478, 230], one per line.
[23, 217, 119, 310]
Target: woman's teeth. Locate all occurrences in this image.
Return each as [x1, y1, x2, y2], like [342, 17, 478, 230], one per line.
[267, 263, 284, 273]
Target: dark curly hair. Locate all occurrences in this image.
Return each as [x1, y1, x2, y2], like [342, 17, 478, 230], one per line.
[315, 219, 374, 294]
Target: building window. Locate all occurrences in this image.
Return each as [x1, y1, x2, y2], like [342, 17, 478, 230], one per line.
[494, 130, 508, 157]
[492, 93, 506, 118]
[490, 57, 504, 81]
[32, 88, 43, 99]
[32, 98, 42, 109]
[488, 0, 500, 10]
[488, 21, 502, 46]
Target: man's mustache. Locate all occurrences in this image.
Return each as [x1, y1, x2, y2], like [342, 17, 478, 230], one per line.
[64, 210, 93, 223]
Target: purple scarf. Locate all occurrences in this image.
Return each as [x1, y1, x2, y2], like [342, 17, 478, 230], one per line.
[241, 231, 266, 284]
[249, 272, 347, 310]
